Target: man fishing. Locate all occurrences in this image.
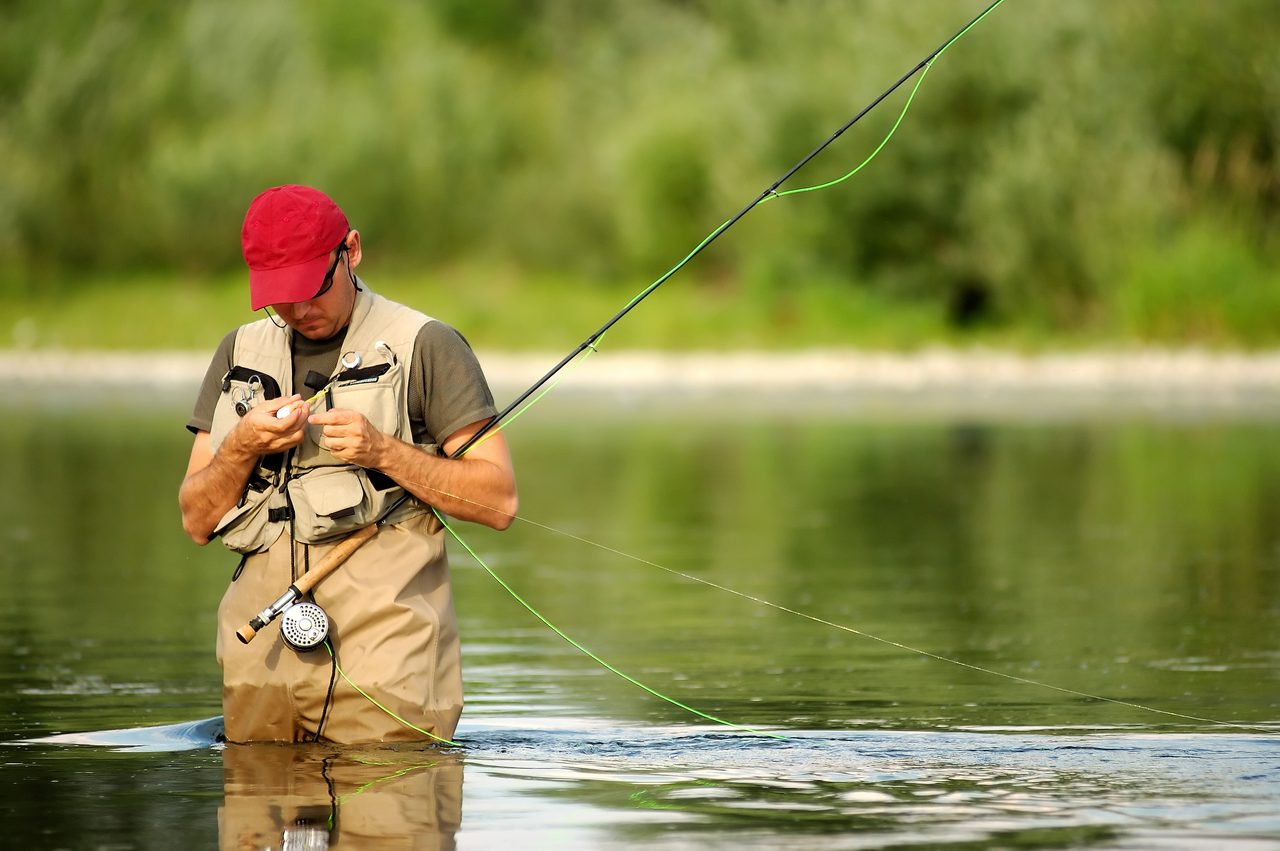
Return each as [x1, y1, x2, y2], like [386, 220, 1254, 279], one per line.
[179, 184, 517, 743]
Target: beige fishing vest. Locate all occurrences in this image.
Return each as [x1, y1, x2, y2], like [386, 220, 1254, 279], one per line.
[208, 287, 435, 554]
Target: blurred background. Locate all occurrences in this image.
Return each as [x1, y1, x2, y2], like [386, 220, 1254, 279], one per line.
[1, 0, 1277, 351]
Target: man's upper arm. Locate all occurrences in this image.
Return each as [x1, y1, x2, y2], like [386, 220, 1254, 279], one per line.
[188, 330, 238, 434]
[185, 430, 214, 481]
[442, 419, 514, 473]
[410, 321, 498, 447]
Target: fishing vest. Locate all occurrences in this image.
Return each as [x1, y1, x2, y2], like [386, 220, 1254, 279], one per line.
[208, 287, 435, 554]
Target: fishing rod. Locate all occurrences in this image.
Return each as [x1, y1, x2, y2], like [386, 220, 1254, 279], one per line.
[236, 0, 1009, 737]
[243, 0, 1272, 737]
[237, 0, 994, 645]
[450, 0, 1007, 459]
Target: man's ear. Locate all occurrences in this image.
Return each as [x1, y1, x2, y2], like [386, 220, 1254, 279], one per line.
[345, 229, 362, 269]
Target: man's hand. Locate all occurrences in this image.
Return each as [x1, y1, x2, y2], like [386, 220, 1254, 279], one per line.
[227, 394, 309, 459]
[308, 408, 387, 468]
[180, 395, 308, 545]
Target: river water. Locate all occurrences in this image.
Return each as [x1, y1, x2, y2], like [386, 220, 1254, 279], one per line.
[0, 379, 1276, 849]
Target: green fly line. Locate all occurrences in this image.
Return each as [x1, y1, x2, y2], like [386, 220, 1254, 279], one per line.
[437, 511, 787, 740]
[347, 0, 1029, 740]
[374, 464, 1273, 738]
[471, 60, 926, 446]
[351, 0, 1270, 738]
[450, 0, 1008, 458]
[500, 512, 1275, 734]
[326, 641, 462, 747]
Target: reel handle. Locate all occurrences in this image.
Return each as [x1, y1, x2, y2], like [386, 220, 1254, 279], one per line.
[234, 523, 380, 644]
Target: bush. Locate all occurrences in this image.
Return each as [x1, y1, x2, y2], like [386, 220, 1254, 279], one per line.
[0, 0, 1276, 345]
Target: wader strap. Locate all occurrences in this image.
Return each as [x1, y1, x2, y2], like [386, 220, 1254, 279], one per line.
[304, 370, 330, 393]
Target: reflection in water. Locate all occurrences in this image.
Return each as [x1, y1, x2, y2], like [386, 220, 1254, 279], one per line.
[220, 743, 462, 850]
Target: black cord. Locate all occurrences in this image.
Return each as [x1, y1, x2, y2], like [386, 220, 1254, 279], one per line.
[301, 545, 341, 744]
[322, 755, 340, 837]
[315, 638, 339, 742]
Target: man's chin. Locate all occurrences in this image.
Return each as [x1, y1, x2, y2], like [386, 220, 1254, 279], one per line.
[293, 322, 331, 340]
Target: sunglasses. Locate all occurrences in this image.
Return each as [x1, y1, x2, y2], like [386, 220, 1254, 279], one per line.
[312, 236, 350, 301]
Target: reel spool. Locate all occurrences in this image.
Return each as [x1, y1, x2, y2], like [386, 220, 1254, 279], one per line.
[279, 601, 330, 651]
[282, 818, 330, 851]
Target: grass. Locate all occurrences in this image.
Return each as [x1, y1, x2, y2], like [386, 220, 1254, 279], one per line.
[0, 264, 957, 353]
[2, 248, 1277, 354]
[1113, 221, 1280, 347]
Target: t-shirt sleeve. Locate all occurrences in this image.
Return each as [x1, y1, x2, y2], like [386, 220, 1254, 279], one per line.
[187, 329, 238, 434]
[409, 321, 498, 448]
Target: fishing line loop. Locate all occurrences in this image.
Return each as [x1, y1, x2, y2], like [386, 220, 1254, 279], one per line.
[447, 0, 1008, 457]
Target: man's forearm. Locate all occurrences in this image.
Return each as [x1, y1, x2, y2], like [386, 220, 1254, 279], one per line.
[180, 398, 309, 545]
[375, 437, 517, 530]
[179, 440, 258, 545]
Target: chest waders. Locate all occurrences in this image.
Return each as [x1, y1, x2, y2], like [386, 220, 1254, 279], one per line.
[210, 288, 465, 744]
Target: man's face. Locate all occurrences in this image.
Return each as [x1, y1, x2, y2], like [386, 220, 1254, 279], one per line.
[271, 246, 358, 340]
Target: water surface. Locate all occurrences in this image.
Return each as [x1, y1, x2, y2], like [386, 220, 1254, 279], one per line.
[0, 383, 1276, 848]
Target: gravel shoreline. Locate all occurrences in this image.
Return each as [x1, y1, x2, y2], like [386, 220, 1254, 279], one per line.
[3, 348, 1278, 413]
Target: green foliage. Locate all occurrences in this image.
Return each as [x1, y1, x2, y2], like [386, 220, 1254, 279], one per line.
[1116, 217, 1280, 345]
[0, 0, 1277, 346]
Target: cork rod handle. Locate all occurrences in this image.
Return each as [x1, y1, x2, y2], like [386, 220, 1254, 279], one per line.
[233, 523, 380, 644]
[293, 523, 379, 596]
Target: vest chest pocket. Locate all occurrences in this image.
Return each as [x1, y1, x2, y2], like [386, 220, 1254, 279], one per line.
[299, 363, 404, 469]
[327, 362, 401, 434]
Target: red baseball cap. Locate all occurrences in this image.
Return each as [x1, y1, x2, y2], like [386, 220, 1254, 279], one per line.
[241, 185, 350, 310]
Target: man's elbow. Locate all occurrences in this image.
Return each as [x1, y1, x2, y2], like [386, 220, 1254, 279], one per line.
[490, 489, 518, 531]
[182, 514, 214, 546]
[178, 490, 213, 545]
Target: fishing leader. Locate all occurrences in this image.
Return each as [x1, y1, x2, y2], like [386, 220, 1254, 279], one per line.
[179, 184, 517, 744]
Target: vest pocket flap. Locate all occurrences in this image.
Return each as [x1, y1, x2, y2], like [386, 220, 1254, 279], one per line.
[291, 468, 363, 514]
[286, 466, 420, 545]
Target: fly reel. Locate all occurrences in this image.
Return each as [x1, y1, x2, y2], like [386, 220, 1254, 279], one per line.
[279, 601, 330, 651]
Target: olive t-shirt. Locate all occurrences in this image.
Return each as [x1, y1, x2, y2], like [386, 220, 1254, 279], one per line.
[187, 318, 497, 449]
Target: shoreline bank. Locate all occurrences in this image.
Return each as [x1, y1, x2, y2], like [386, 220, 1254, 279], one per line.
[2, 348, 1277, 413]
[2, 346, 1278, 381]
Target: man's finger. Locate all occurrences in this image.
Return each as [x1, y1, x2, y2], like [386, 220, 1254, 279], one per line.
[308, 408, 352, 425]
[264, 394, 302, 413]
